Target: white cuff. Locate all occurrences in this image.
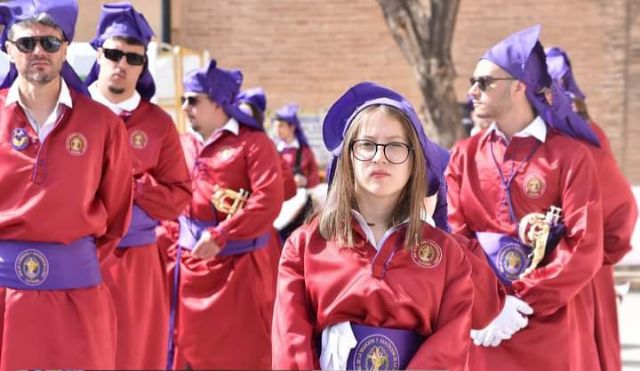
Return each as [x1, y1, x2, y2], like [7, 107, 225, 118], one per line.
[320, 322, 357, 370]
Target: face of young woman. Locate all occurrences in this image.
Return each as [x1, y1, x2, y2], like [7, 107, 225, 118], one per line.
[351, 110, 413, 202]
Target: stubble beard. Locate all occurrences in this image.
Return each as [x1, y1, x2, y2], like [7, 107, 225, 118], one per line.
[24, 68, 58, 85]
[108, 85, 126, 95]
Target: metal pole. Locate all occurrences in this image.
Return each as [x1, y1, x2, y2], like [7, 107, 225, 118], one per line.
[161, 0, 171, 43]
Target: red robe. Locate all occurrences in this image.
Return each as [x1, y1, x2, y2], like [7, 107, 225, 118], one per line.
[0, 89, 133, 370]
[279, 145, 321, 188]
[272, 219, 474, 371]
[172, 125, 284, 369]
[586, 121, 637, 371]
[99, 100, 191, 369]
[281, 157, 297, 200]
[446, 129, 603, 371]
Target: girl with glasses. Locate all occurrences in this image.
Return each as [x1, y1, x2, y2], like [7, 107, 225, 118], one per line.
[272, 82, 473, 371]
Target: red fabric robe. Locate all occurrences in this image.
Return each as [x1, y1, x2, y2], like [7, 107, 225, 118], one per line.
[0, 88, 133, 370]
[446, 129, 603, 371]
[587, 121, 637, 371]
[172, 126, 284, 369]
[272, 219, 474, 371]
[279, 145, 321, 188]
[100, 100, 191, 369]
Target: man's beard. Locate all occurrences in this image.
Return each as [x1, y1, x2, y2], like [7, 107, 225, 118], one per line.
[108, 85, 126, 95]
[24, 69, 57, 85]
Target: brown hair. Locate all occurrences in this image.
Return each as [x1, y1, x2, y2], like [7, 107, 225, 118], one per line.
[9, 14, 64, 41]
[318, 104, 428, 249]
[109, 35, 146, 47]
[573, 99, 591, 121]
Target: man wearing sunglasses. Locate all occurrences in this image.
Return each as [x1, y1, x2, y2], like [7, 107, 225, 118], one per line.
[169, 59, 284, 369]
[446, 25, 605, 371]
[0, 0, 133, 369]
[83, 3, 191, 370]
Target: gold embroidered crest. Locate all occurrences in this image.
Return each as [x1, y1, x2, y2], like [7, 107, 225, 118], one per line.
[410, 240, 442, 268]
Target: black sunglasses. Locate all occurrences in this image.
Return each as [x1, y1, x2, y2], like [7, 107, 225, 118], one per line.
[181, 96, 202, 106]
[7, 36, 64, 53]
[102, 48, 146, 66]
[469, 76, 516, 91]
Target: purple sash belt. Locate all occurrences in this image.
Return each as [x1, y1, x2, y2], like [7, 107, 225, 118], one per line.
[346, 323, 424, 370]
[0, 236, 101, 290]
[177, 216, 270, 256]
[118, 204, 159, 248]
[476, 231, 531, 285]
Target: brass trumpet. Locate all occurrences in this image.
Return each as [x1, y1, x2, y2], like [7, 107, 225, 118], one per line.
[518, 206, 562, 278]
[211, 185, 249, 220]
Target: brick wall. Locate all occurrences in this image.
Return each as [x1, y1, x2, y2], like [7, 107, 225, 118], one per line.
[75, 0, 639, 183]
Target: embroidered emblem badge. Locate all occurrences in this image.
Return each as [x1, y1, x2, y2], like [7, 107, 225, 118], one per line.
[130, 130, 148, 149]
[497, 243, 530, 281]
[11, 127, 29, 150]
[410, 240, 442, 268]
[353, 334, 400, 371]
[15, 249, 49, 286]
[66, 133, 88, 156]
[523, 173, 546, 199]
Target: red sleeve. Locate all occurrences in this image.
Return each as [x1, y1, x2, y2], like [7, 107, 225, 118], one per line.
[210, 133, 284, 247]
[408, 239, 473, 371]
[303, 146, 320, 188]
[590, 121, 612, 154]
[134, 122, 192, 221]
[271, 229, 319, 369]
[597, 150, 638, 265]
[446, 141, 473, 237]
[513, 145, 604, 316]
[97, 119, 134, 259]
[281, 158, 297, 201]
[451, 233, 506, 328]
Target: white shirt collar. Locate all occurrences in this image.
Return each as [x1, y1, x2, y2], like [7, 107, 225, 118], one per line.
[351, 209, 414, 251]
[5, 78, 73, 109]
[88, 82, 141, 115]
[200, 117, 240, 144]
[485, 115, 547, 143]
[5, 79, 73, 141]
[277, 138, 300, 152]
[222, 117, 240, 136]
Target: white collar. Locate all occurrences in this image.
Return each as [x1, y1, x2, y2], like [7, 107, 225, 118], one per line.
[5, 78, 73, 109]
[218, 117, 239, 136]
[277, 138, 300, 151]
[351, 209, 417, 252]
[88, 82, 141, 115]
[485, 115, 547, 143]
[199, 117, 240, 144]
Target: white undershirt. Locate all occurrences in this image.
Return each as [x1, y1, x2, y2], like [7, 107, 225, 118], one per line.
[5, 79, 73, 141]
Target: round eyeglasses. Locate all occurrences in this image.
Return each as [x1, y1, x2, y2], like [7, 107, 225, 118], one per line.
[350, 139, 413, 164]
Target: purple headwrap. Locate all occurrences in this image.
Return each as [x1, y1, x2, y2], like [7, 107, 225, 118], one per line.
[545, 46, 586, 100]
[274, 104, 310, 147]
[183, 59, 261, 130]
[323, 81, 443, 197]
[0, 0, 88, 95]
[237, 87, 266, 113]
[481, 24, 599, 146]
[83, 2, 156, 100]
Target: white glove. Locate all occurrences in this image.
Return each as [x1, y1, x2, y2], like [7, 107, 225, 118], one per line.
[320, 322, 357, 370]
[470, 295, 534, 347]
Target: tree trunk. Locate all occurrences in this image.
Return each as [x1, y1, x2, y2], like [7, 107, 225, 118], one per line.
[376, 0, 464, 148]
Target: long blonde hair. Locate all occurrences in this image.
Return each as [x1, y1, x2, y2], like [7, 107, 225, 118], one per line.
[318, 105, 428, 249]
